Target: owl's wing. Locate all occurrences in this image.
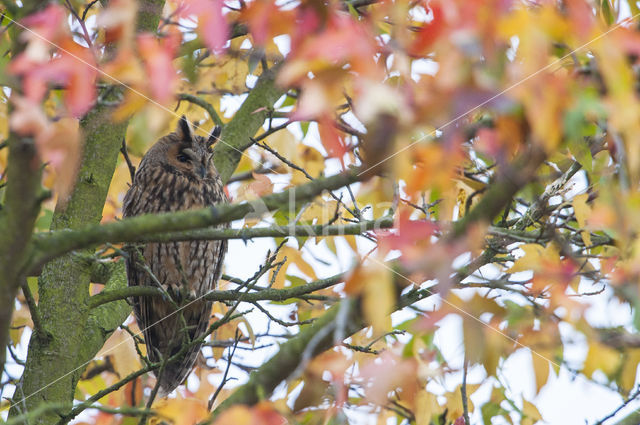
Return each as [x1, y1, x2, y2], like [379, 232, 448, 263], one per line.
[122, 180, 157, 359]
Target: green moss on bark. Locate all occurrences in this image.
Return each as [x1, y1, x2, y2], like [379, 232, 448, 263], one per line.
[214, 67, 286, 183]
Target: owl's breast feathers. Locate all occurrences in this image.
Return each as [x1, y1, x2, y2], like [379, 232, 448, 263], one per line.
[123, 160, 228, 395]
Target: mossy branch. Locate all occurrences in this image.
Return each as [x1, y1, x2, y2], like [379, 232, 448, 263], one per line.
[0, 135, 42, 375]
[178, 93, 223, 127]
[452, 146, 546, 237]
[213, 66, 286, 184]
[89, 273, 345, 309]
[127, 216, 393, 243]
[27, 168, 363, 272]
[207, 299, 363, 420]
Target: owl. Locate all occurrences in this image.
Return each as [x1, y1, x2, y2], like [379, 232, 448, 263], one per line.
[123, 116, 228, 395]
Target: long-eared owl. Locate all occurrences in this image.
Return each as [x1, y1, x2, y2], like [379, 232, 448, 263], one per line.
[123, 116, 228, 395]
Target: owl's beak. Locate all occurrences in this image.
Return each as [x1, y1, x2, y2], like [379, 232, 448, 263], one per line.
[197, 164, 207, 178]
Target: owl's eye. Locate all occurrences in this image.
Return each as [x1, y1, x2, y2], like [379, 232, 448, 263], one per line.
[176, 153, 190, 163]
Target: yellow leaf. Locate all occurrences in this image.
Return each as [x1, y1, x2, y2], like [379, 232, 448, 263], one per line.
[355, 176, 396, 218]
[508, 243, 560, 274]
[212, 405, 254, 425]
[267, 129, 298, 164]
[362, 260, 394, 335]
[415, 390, 439, 425]
[269, 246, 318, 289]
[113, 90, 147, 122]
[150, 397, 208, 425]
[77, 374, 107, 399]
[620, 349, 640, 392]
[238, 316, 256, 347]
[531, 351, 550, 394]
[198, 54, 250, 94]
[0, 93, 7, 141]
[583, 342, 621, 378]
[300, 200, 338, 223]
[573, 193, 592, 247]
[291, 145, 325, 185]
[9, 305, 33, 345]
[444, 384, 477, 423]
[521, 399, 543, 425]
[97, 329, 141, 378]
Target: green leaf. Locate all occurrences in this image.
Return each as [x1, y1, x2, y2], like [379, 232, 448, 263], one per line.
[300, 121, 310, 137]
[36, 209, 53, 231]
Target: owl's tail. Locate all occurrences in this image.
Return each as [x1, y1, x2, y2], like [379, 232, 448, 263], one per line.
[143, 299, 212, 396]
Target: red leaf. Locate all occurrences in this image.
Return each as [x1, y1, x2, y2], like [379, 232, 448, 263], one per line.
[317, 117, 348, 163]
[9, 41, 97, 117]
[8, 5, 97, 116]
[241, 1, 295, 45]
[378, 210, 438, 254]
[58, 40, 98, 116]
[279, 11, 380, 86]
[408, 3, 446, 56]
[180, 0, 229, 53]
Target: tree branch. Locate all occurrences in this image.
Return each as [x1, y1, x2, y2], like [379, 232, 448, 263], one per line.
[178, 93, 223, 127]
[452, 146, 547, 237]
[206, 249, 496, 422]
[212, 65, 286, 184]
[27, 168, 363, 272]
[89, 272, 345, 309]
[130, 217, 393, 243]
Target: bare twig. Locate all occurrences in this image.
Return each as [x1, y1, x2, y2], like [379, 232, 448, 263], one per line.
[121, 138, 136, 184]
[208, 330, 241, 410]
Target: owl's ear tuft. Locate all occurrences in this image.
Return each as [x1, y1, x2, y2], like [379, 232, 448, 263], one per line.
[207, 126, 222, 148]
[177, 116, 195, 143]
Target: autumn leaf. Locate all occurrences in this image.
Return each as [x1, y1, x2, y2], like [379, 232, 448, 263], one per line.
[241, 0, 295, 45]
[573, 193, 592, 246]
[408, 3, 446, 56]
[137, 31, 180, 104]
[360, 351, 418, 405]
[361, 259, 395, 335]
[180, 0, 229, 53]
[318, 116, 348, 162]
[521, 399, 543, 425]
[97, 329, 141, 378]
[150, 397, 209, 425]
[213, 403, 286, 425]
[583, 341, 621, 379]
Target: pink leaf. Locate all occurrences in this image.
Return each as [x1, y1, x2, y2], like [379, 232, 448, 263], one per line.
[137, 32, 180, 104]
[21, 4, 66, 41]
[180, 0, 229, 53]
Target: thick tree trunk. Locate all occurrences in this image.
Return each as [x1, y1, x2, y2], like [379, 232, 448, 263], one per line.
[8, 14, 286, 422]
[9, 0, 164, 419]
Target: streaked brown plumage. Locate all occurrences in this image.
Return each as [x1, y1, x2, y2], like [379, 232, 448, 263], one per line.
[123, 116, 227, 395]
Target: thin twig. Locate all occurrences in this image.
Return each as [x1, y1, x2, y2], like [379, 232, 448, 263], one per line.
[593, 384, 640, 425]
[208, 330, 241, 410]
[177, 93, 224, 127]
[20, 279, 46, 341]
[81, 0, 100, 21]
[121, 138, 136, 183]
[461, 352, 471, 425]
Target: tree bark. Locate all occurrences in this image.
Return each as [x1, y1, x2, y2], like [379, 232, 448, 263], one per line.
[9, 2, 162, 420]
